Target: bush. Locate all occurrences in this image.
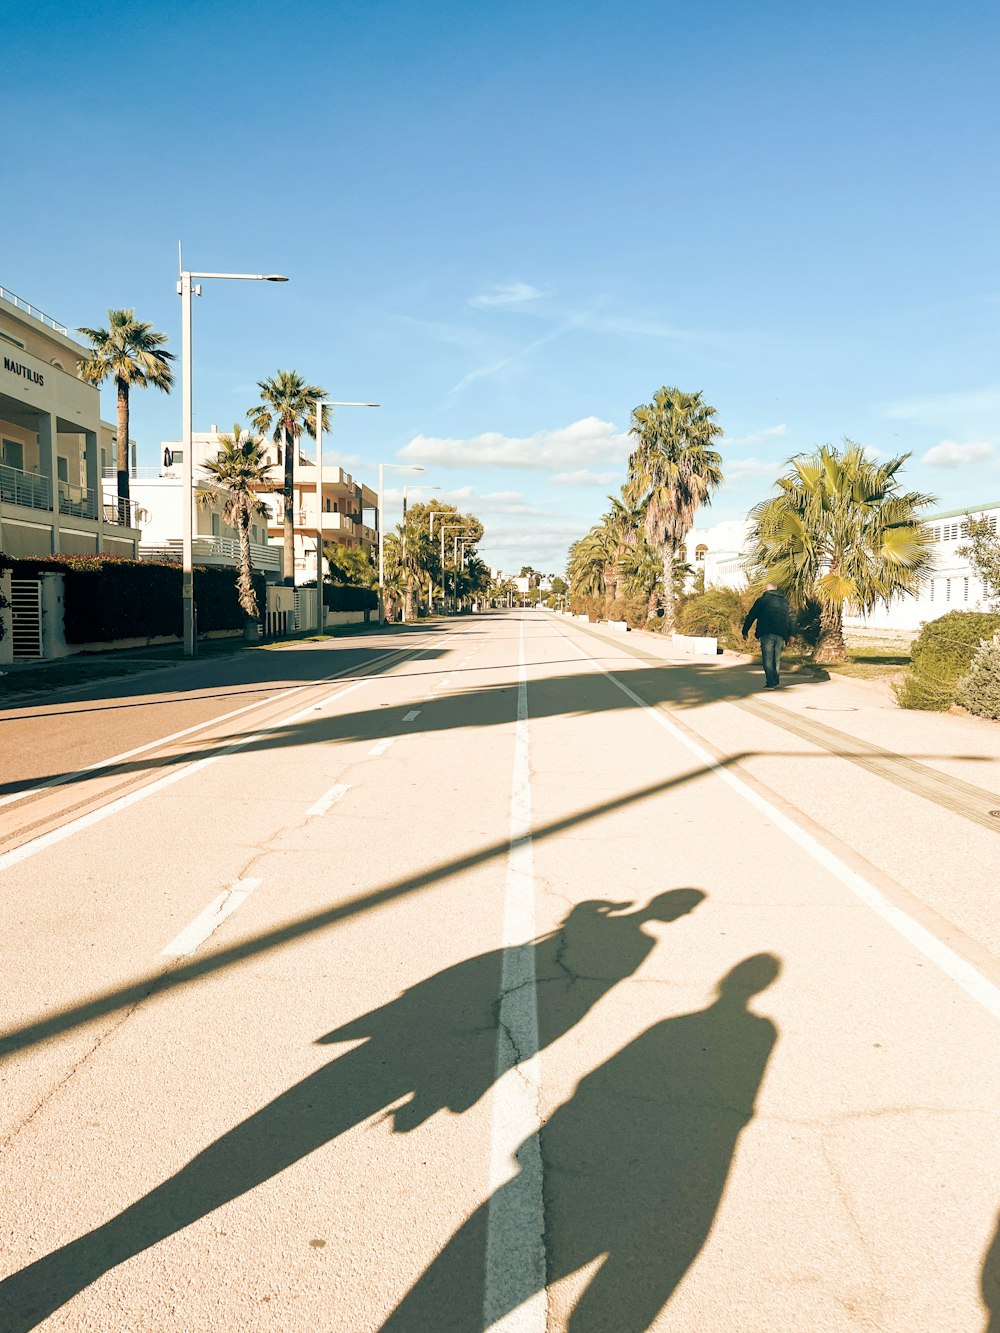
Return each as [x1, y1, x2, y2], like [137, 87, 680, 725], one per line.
[955, 632, 1000, 720]
[676, 587, 749, 650]
[323, 583, 377, 611]
[7, 554, 264, 643]
[895, 611, 1000, 711]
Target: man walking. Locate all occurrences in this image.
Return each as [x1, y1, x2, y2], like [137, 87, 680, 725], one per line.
[742, 582, 792, 690]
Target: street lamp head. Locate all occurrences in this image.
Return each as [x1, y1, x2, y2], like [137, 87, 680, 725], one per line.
[263, 274, 289, 282]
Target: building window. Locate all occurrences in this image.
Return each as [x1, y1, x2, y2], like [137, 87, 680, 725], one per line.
[963, 578, 969, 602]
[945, 579, 951, 602]
[695, 544, 708, 562]
[929, 581, 934, 602]
[2, 439, 24, 471]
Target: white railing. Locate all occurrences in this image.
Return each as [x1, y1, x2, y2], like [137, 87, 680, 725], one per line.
[0, 285, 69, 334]
[102, 467, 165, 482]
[58, 480, 99, 520]
[138, 536, 281, 571]
[0, 463, 52, 512]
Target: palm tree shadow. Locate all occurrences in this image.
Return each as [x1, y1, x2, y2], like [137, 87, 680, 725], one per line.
[382, 953, 781, 1333]
[984, 1211, 1000, 1332]
[0, 890, 704, 1331]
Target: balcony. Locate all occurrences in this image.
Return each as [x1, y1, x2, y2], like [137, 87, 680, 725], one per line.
[58, 480, 99, 521]
[0, 463, 52, 512]
[138, 536, 282, 572]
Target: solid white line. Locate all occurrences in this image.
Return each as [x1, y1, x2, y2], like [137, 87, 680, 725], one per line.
[402, 709, 421, 722]
[305, 783, 351, 818]
[0, 640, 426, 811]
[484, 616, 547, 1332]
[161, 878, 261, 957]
[0, 674, 377, 875]
[368, 738, 396, 757]
[557, 622, 1000, 1024]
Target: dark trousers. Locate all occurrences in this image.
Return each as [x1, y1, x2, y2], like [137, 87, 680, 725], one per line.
[759, 634, 784, 687]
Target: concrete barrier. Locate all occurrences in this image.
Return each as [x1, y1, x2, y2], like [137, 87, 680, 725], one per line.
[671, 632, 718, 656]
[606, 620, 630, 633]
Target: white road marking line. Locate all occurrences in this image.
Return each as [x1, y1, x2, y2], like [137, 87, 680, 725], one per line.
[557, 622, 1000, 1025]
[306, 783, 351, 818]
[0, 639, 428, 811]
[161, 878, 261, 957]
[402, 709, 421, 722]
[0, 674, 381, 875]
[368, 738, 396, 756]
[484, 616, 547, 1332]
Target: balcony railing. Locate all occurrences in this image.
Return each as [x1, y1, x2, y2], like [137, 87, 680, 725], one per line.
[0, 463, 52, 512]
[0, 285, 69, 334]
[58, 481, 99, 520]
[139, 537, 282, 571]
[102, 497, 137, 527]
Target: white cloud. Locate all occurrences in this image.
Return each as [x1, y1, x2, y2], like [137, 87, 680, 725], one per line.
[399, 416, 629, 471]
[922, 439, 998, 468]
[725, 424, 788, 447]
[469, 282, 545, 309]
[880, 386, 1000, 425]
[720, 456, 783, 490]
[549, 469, 620, 487]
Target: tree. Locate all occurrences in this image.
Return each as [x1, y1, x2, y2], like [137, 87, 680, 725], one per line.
[402, 501, 485, 614]
[959, 517, 1000, 610]
[748, 442, 935, 663]
[248, 371, 329, 584]
[624, 387, 724, 630]
[197, 425, 271, 620]
[620, 534, 665, 621]
[77, 309, 174, 518]
[325, 544, 376, 587]
[550, 575, 568, 596]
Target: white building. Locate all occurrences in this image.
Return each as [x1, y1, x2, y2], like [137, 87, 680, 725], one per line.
[1, 285, 139, 559]
[112, 428, 378, 583]
[687, 504, 1000, 632]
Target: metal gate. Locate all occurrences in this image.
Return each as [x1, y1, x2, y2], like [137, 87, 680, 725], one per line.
[10, 579, 42, 658]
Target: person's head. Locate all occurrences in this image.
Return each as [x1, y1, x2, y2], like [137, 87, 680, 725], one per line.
[638, 888, 706, 923]
[717, 953, 781, 1002]
[765, 581, 778, 591]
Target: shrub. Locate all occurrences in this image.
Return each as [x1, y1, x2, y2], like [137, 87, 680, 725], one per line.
[895, 611, 1000, 711]
[676, 587, 748, 650]
[955, 631, 1000, 720]
[323, 583, 377, 611]
[7, 554, 264, 643]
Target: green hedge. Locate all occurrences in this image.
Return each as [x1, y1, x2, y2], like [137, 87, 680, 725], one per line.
[6, 553, 263, 643]
[895, 610, 1000, 710]
[323, 583, 377, 611]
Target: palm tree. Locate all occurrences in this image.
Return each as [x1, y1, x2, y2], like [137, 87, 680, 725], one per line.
[624, 387, 724, 630]
[747, 442, 935, 663]
[620, 534, 666, 621]
[197, 426, 271, 622]
[77, 309, 174, 518]
[248, 371, 328, 584]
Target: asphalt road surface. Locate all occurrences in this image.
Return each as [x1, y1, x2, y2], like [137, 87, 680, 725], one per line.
[1, 611, 998, 1331]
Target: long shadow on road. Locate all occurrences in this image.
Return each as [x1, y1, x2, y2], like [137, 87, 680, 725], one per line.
[384, 953, 781, 1332]
[0, 892, 706, 1330]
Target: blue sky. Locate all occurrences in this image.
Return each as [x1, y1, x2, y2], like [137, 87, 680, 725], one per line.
[5, 0, 999, 573]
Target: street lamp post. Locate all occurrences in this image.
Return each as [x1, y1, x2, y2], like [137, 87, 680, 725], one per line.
[178, 253, 287, 657]
[313, 400, 379, 635]
[399, 485, 439, 621]
[426, 510, 451, 612]
[377, 463, 424, 625]
[439, 523, 473, 614]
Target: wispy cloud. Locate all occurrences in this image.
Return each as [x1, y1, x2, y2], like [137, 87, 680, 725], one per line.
[922, 439, 998, 468]
[445, 311, 591, 398]
[724, 424, 788, 447]
[720, 456, 783, 490]
[400, 416, 629, 470]
[469, 281, 545, 309]
[880, 386, 1000, 425]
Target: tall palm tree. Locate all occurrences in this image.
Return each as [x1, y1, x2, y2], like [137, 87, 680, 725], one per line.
[77, 309, 174, 517]
[248, 371, 328, 584]
[197, 426, 271, 621]
[620, 534, 666, 621]
[625, 387, 724, 630]
[748, 442, 935, 662]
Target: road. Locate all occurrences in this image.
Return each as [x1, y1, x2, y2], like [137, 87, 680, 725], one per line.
[1, 610, 998, 1331]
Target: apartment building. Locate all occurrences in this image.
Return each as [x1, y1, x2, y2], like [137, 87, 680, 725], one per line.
[136, 429, 378, 583]
[0, 285, 139, 558]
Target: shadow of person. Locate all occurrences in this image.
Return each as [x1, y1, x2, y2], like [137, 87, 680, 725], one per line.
[382, 953, 781, 1333]
[984, 1211, 1000, 1332]
[0, 889, 704, 1331]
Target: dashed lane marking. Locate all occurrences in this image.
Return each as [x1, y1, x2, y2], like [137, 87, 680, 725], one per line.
[306, 783, 351, 818]
[403, 709, 421, 722]
[161, 879, 261, 957]
[368, 738, 396, 757]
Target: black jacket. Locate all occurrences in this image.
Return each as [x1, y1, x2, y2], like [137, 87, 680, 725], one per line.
[742, 590, 792, 640]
